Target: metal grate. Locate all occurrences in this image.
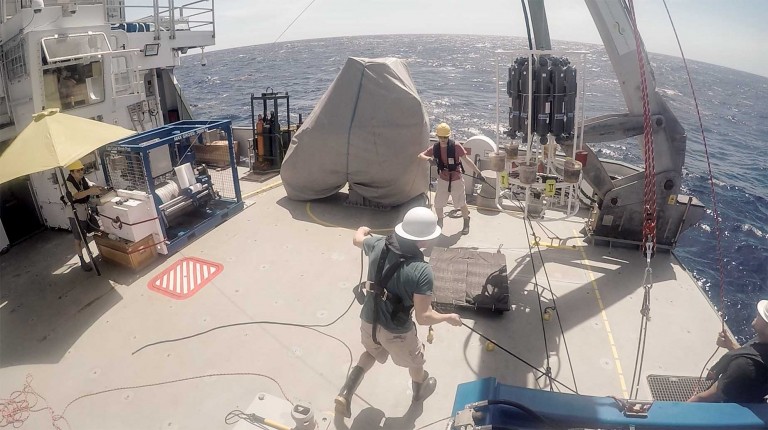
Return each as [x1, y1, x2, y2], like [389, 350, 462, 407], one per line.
[2, 39, 27, 81]
[431, 247, 510, 312]
[104, 148, 150, 193]
[190, 135, 237, 201]
[647, 374, 713, 402]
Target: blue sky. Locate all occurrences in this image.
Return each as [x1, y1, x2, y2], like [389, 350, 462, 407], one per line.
[212, 0, 768, 77]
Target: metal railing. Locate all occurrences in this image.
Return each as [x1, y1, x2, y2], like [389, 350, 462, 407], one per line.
[104, 0, 214, 42]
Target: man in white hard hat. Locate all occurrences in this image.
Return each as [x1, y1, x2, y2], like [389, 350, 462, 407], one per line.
[688, 300, 768, 403]
[418, 122, 483, 235]
[334, 206, 462, 419]
[65, 160, 105, 271]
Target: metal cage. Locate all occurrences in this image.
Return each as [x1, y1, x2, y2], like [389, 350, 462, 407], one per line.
[101, 120, 243, 255]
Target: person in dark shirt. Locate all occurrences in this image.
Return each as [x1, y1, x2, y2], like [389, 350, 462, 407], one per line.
[688, 300, 768, 403]
[334, 207, 462, 419]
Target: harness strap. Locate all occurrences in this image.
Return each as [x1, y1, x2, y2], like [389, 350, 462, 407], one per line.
[66, 174, 91, 205]
[433, 139, 464, 194]
[371, 245, 408, 346]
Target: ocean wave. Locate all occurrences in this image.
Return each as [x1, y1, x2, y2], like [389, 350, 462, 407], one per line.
[740, 224, 765, 238]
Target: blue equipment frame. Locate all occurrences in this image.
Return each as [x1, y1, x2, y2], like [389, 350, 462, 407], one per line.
[453, 378, 768, 429]
[101, 120, 244, 255]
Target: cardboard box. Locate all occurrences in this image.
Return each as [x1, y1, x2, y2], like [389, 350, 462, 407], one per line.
[193, 140, 237, 167]
[94, 233, 158, 271]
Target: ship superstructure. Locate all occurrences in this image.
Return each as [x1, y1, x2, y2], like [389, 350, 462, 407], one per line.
[0, 0, 214, 248]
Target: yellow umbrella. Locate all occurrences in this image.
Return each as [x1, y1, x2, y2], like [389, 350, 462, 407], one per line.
[0, 109, 135, 184]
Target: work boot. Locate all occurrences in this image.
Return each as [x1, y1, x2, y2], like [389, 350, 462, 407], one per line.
[461, 217, 470, 235]
[79, 255, 92, 272]
[335, 365, 365, 418]
[412, 371, 437, 402]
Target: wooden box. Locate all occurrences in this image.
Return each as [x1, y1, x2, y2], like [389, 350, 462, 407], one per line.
[94, 233, 158, 271]
[193, 140, 238, 167]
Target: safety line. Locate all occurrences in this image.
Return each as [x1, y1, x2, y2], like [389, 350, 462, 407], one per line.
[241, 180, 283, 199]
[574, 229, 629, 398]
[305, 202, 394, 233]
[529, 242, 581, 251]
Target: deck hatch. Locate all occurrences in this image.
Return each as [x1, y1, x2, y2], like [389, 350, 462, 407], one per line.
[647, 374, 713, 402]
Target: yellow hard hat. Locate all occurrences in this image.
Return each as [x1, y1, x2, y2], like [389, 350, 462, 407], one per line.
[67, 160, 85, 171]
[435, 123, 451, 138]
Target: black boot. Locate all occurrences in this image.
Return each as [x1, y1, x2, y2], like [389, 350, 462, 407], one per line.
[461, 217, 470, 235]
[79, 255, 92, 272]
[335, 366, 365, 418]
[412, 371, 437, 402]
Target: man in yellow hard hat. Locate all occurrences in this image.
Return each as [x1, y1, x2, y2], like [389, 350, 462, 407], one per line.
[417, 123, 483, 235]
[65, 160, 105, 271]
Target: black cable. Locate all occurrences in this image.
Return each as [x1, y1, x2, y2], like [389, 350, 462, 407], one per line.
[520, 0, 534, 51]
[134, 248, 367, 387]
[485, 178, 553, 390]
[485, 399, 547, 425]
[273, 0, 319, 43]
[629, 312, 649, 399]
[456, 171, 579, 392]
[414, 416, 451, 430]
[690, 347, 719, 398]
[505, 184, 580, 394]
[132, 298, 356, 352]
[461, 322, 577, 394]
[61, 372, 291, 417]
[224, 409, 250, 425]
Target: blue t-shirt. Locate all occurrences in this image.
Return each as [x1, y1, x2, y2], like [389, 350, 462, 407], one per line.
[360, 235, 433, 334]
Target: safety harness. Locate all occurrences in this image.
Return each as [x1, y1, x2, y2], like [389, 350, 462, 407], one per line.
[433, 138, 464, 192]
[369, 237, 422, 345]
[709, 342, 768, 381]
[66, 174, 91, 204]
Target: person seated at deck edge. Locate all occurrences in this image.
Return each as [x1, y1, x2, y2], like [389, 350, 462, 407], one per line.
[688, 300, 768, 403]
[418, 122, 483, 235]
[335, 207, 462, 418]
[65, 160, 105, 272]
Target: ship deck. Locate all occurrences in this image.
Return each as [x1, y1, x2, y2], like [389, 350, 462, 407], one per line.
[0, 168, 727, 429]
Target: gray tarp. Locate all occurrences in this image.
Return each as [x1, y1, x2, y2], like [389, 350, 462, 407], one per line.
[281, 57, 429, 205]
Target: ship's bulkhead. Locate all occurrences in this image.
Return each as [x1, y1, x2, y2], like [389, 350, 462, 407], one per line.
[0, 1, 215, 247]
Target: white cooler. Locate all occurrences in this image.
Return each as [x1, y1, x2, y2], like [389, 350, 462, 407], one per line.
[98, 190, 167, 254]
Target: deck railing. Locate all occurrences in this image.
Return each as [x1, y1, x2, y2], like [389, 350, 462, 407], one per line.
[104, 0, 215, 41]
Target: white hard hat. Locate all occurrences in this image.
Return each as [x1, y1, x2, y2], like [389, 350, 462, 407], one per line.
[395, 207, 441, 241]
[758, 300, 768, 323]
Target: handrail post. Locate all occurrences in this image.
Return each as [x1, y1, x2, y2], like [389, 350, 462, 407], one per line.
[153, 0, 161, 40]
[169, 0, 176, 40]
[211, 0, 216, 38]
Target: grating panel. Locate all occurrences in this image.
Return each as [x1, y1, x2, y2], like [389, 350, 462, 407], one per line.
[431, 247, 510, 312]
[647, 374, 713, 402]
[104, 148, 150, 193]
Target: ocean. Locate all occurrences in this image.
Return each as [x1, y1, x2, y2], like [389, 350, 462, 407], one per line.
[175, 34, 768, 343]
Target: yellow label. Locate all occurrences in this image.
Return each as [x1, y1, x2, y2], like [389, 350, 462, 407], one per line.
[545, 179, 556, 196]
[500, 171, 509, 189]
[667, 194, 677, 205]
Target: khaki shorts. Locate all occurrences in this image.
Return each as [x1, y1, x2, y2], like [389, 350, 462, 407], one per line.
[360, 321, 425, 368]
[434, 178, 466, 210]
